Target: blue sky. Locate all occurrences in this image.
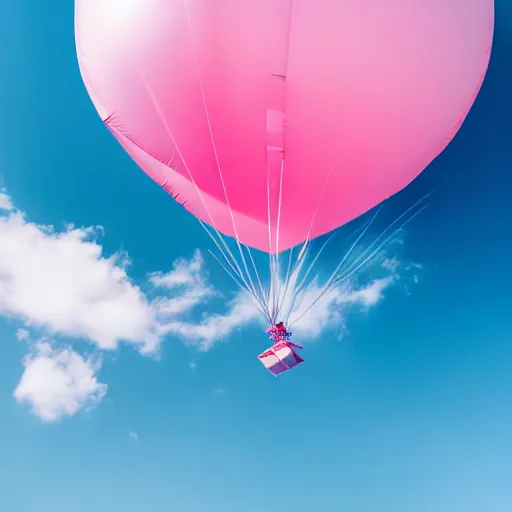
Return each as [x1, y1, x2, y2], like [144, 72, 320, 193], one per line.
[0, 2, 511, 512]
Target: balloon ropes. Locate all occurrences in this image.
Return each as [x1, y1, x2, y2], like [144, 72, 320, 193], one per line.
[75, 0, 494, 328]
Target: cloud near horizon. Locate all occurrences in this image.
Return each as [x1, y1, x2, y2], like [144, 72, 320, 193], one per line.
[0, 188, 421, 421]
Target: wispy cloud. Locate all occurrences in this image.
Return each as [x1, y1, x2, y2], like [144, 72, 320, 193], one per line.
[129, 430, 139, 442]
[0, 187, 13, 211]
[13, 339, 107, 423]
[156, 288, 260, 351]
[149, 250, 216, 316]
[15, 328, 30, 342]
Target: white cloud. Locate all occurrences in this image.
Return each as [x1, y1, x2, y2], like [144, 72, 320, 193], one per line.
[382, 257, 400, 272]
[344, 276, 393, 308]
[406, 262, 423, 285]
[13, 340, 107, 423]
[149, 250, 203, 289]
[0, 188, 13, 211]
[156, 290, 260, 351]
[0, 194, 158, 353]
[15, 328, 30, 342]
[149, 250, 216, 316]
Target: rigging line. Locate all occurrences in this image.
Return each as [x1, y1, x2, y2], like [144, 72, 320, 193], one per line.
[199, 221, 272, 317]
[272, 158, 286, 319]
[275, 246, 295, 319]
[292, 232, 339, 298]
[278, 142, 341, 318]
[293, 210, 380, 296]
[198, 221, 249, 290]
[288, 196, 429, 326]
[294, 203, 382, 299]
[273, 256, 282, 321]
[200, 222, 270, 315]
[293, 204, 429, 326]
[275, 158, 285, 258]
[267, 169, 281, 323]
[207, 248, 270, 322]
[208, 250, 271, 323]
[280, 230, 327, 323]
[210, 244, 269, 318]
[322, 193, 430, 294]
[273, 255, 281, 321]
[284, 205, 382, 322]
[274, 159, 285, 309]
[106, 120, 252, 296]
[266, 154, 274, 308]
[136, 67, 259, 304]
[303, 144, 340, 243]
[299, 144, 340, 256]
[281, 235, 325, 323]
[299, 194, 429, 314]
[269, 255, 278, 322]
[289, 209, 422, 328]
[201, 217, 269, 317]
[282, 235, 334, 324]
[205, 220, 266, 310]
[333, 206, 427, 288]
[329, 193, 431, 282]
[266, 167, 280, 323]
[289, 203, 427, 327]
[201, 223, 272, 313]
[243, 243, 269, 314]
[281, 254, 310, 324]
[296, 236, 310, 262]
[206, 250, 248, 294]
[182, 1, 261, 305]
[346, 211, 376, 243]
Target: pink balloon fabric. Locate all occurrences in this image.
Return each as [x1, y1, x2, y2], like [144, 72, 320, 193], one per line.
[75, 0, 494, 253]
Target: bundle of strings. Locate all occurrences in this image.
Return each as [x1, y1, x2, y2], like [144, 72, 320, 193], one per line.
[205, 193, 430, 328]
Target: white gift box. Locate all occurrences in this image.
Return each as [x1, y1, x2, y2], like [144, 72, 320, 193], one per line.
[258, 341, 304, 376]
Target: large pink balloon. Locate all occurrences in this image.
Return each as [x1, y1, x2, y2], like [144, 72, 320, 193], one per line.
[75, 0, 493, 253]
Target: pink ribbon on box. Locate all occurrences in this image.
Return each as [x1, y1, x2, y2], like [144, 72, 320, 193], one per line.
[259, 340, 303, 359]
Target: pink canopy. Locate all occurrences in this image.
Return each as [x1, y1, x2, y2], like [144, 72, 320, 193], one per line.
[75, 0, 494, 253]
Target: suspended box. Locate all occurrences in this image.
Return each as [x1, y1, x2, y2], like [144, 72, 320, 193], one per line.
[258, 341, 304, 376]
